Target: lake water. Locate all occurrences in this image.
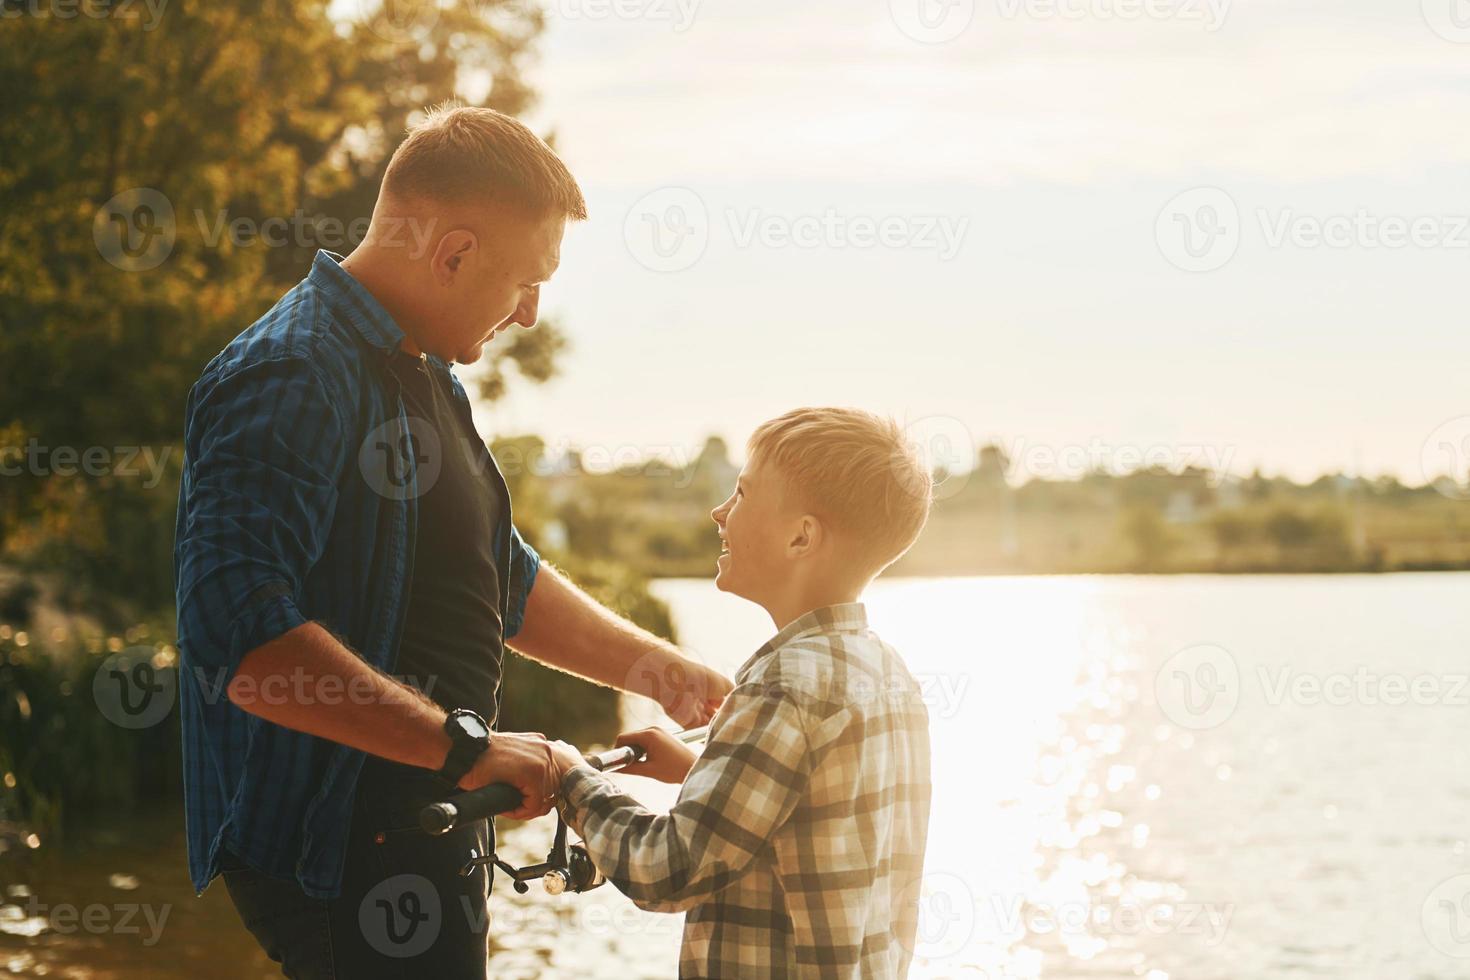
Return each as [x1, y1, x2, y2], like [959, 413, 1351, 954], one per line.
[6, 574, 1470, 978]
[491, 574, 1470, 979]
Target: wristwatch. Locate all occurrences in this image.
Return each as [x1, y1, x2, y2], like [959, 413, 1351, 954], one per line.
[437, 709, 492, 788]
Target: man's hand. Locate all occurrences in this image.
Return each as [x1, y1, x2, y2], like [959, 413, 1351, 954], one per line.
[612, 726, 697, 784]
[547, 739, 586, 782]
[509, 566, 735, 728]
[649, 659, 734, 729]
[459, 731, 559, 822]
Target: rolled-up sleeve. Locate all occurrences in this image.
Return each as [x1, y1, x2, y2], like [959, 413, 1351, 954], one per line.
[559, 684, 814, 914]
[504, 524, 541, 640]
[174, 355, 347, 678]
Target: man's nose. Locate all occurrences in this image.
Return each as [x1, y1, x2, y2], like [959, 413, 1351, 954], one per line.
[513, 291, 540, 329]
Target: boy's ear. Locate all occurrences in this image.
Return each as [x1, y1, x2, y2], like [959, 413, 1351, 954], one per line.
[787, 515, 822, 558]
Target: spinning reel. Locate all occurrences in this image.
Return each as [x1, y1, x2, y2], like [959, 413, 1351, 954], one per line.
[419, 726, 709, 896]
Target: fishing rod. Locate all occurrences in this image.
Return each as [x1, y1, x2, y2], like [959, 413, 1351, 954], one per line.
[419, 725, 710, 896]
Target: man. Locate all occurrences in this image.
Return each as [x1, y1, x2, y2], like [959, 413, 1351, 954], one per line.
[173, 105, 732, 977]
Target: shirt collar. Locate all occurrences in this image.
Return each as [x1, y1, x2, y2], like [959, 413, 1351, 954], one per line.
[737, 602, 869, 679]
[308, 250, 408, 354]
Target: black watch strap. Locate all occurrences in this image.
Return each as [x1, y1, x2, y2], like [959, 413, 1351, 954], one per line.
[437, 709, 491, 789]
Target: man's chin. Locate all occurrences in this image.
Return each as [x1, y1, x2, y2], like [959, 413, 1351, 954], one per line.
[455, 343, 486, 365]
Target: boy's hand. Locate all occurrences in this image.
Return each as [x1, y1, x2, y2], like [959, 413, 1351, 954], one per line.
[614, 726, 697, 784]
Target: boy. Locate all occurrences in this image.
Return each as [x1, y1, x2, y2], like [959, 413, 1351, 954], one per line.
[549, 407, 935, 978]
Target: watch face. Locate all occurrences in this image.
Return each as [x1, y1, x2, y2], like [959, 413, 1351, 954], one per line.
[452, 711, 490, 741]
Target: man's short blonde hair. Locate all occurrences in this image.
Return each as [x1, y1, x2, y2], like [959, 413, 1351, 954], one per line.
[748, 407, 933, 578]
[382, 104, 588, 219]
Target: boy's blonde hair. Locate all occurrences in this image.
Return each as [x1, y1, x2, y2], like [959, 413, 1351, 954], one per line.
[383, 104, 588, 219]
[748, 407, 933, 579]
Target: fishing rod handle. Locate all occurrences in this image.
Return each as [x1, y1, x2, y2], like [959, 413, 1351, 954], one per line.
[587, 744, 647, 772]
[420, 726, 710, 834]
[419, 782, 524, 835]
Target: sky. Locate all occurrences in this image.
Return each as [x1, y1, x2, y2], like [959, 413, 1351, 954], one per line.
[460, 0, 1470, 485]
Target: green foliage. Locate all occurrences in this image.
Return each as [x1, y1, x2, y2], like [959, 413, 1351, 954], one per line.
[1119, 505, 1176, 572]
[894, 458, 1470, 576]
[0, 0, 555, 613]
[0, 618, 180, 849]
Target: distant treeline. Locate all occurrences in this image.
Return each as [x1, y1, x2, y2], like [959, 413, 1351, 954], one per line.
[504, 436, 1470, 579]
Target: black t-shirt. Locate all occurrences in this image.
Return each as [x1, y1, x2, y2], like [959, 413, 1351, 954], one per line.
[360, 350, 509, 800]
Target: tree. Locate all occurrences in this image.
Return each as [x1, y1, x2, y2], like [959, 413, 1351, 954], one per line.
[0, 0, 558, 610]
[1120, 505, 1175, 571]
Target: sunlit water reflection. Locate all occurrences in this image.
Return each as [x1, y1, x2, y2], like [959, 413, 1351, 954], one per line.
[492, 574, 1470, 979]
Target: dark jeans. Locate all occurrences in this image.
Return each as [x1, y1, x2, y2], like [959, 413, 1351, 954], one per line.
[221, 762, 494, 979]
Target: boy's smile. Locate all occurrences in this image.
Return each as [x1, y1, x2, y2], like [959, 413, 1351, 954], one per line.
[710, 463, 768, 598]
[710, 456, 808, 609]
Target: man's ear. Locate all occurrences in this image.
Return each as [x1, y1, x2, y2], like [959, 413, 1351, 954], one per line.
[430, 229, 477, 285]
[788, 515, 822, 558]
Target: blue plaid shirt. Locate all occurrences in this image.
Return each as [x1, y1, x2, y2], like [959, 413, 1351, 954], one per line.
[174, 251, 540, 899]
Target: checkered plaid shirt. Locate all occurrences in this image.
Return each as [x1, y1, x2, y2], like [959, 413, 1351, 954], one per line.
[559, 603, 932, 978]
